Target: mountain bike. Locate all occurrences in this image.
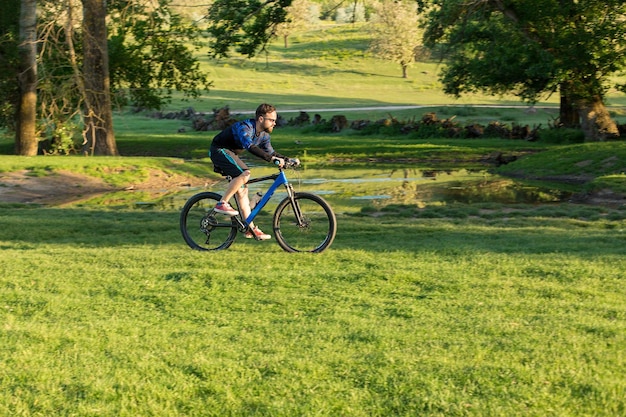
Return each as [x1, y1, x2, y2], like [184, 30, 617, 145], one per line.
[180, 160, 337, 253]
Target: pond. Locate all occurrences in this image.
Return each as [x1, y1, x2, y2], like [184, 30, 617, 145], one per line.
[298, 168, 570, 205]
[111, 167, 573, 212]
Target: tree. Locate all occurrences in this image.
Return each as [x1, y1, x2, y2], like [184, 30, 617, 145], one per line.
[1, 0, 26, 147]
[369, 0, 423, 79]
[422, 0, 626, 141]
[16, 0, 38, 156]
[275, 0, 314, 48]
[82, 0, 118, 155]
[206, 0, 292, 57]
[1, 0, 210, 155]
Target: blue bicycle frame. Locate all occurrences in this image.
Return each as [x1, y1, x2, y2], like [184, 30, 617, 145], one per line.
[237, 170, 291, 227]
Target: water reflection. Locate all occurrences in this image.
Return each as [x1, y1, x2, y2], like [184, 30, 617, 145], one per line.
[387, 176, 570, 205]
[300, 169, 571, 205]
[86, 168, 573, 210]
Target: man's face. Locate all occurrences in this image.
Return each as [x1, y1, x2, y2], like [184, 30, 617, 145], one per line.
[260, 111, 277, 133]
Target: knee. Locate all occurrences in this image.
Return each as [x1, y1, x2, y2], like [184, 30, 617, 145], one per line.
[233, 170, 250, 186]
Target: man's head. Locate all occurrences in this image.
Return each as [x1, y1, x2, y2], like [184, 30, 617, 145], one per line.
[255, 103, 277, 134]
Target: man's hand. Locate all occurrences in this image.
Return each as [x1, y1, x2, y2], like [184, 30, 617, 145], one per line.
[271, 156, 285, 168]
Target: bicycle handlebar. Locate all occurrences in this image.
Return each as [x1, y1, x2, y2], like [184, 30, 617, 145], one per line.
[275, 157, 301, 170]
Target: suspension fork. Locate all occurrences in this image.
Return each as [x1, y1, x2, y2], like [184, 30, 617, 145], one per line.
[284, 183, 306, 227]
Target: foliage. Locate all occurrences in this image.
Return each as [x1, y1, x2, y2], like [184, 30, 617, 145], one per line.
[0, 0, 21, 131]
[206, 0, 292, 57]
[41, 119, 82, 155]
[334, 1, 367, 23]
[275, 0, 317, 47]
[107, 0, 212, 109]
[538, 128, 586, 145]
[0, 0, 211, 139]
[421, 0, 626, 107]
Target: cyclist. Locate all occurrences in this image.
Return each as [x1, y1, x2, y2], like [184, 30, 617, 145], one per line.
[209, 103, 296, 240]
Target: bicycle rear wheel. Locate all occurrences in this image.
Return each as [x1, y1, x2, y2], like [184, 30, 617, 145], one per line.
[180, 192, 238, 251]
[273, 192, 337, 253]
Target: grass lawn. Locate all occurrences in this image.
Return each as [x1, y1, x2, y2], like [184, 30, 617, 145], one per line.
[1, 131, 624, 414]
[0, 133, 625, 414]
[1, 20, 626, 417]
[1, 205, 625, 416]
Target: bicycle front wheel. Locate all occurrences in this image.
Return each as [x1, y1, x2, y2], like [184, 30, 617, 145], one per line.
[180, 192, 238, 251]
[273, 192, 337, 253]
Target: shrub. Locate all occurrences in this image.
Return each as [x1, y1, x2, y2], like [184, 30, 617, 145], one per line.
[539, 128, 585, 144]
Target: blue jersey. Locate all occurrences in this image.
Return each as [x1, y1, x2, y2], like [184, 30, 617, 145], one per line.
[212, 119, 276, 160]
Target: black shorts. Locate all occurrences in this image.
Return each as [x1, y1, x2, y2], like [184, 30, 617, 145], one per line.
[209, 147, 249, 177]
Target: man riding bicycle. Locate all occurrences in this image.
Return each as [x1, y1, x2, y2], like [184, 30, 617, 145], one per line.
[209, 103, 298, 240]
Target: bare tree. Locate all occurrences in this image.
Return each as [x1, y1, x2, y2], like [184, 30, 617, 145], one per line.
[369, 0, 422, 79]
[16, 0, 38, 156]
[81, 0, 118, 155]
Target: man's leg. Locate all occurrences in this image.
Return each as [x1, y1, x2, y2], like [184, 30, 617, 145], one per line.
[221, 170, 250, 203]
[235, 184, 252, 222]
[235, 179, 271, 240]
[214, 170, 250, 216]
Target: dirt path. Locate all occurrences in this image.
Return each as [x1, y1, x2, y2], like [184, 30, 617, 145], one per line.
[0, 169, 208, 206]
[0, 170, 115, 205]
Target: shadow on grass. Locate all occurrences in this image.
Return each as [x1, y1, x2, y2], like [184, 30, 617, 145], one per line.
[333, 218, 625, 257]
[0, 208, 181, 249]
[1, 208, 624, 258]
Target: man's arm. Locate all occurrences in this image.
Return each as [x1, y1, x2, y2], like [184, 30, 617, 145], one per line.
[247, 144, 273, 162]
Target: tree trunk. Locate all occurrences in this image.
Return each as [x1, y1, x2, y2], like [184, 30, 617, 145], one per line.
[81, 0, 118, 156]
[16, 0, 38, 156]
[558, 83, 579, 128]
[401, 63, 408, 79]
[576, 95, 619, 142]
[283, 34, 288, 48]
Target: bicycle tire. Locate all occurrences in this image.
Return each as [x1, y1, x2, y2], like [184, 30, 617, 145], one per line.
[180, 192, 238, 251]
[273, 192, 337, 253]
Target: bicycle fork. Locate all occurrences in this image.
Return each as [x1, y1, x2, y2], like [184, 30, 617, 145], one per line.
[283, 184, 308, 229]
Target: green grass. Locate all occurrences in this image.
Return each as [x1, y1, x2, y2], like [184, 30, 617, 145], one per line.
[1, 20, 626, 416]
[173, 23, 555, 117]
[179, 22, 626, 122]
[0, 155, 218, 187]
[496, 142, 626, 194]
[1, 207, 625, 416]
